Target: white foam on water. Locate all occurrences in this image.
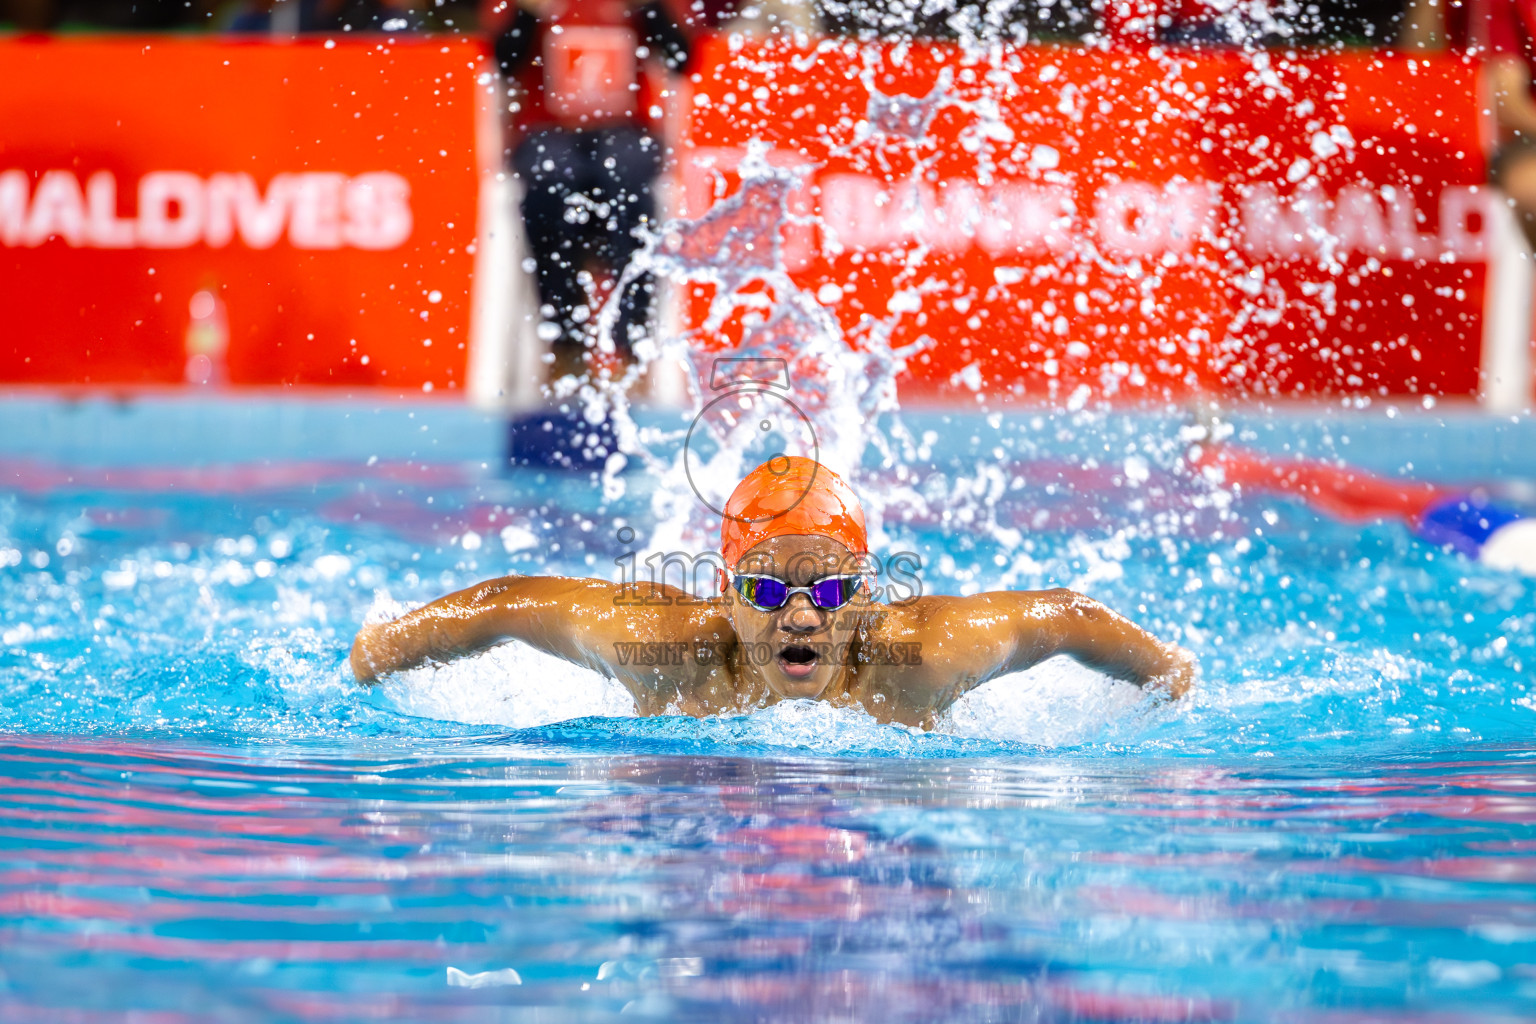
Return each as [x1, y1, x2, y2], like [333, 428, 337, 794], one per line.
[375, 640, 636, 730]
[356, 590, 635, 728]
[446, 967, 523, 988]
[360, 589, 411, 627]
[938, 655, 1149, 746]
[683, 698, 936, 755]
[372, 637, 1153, 750]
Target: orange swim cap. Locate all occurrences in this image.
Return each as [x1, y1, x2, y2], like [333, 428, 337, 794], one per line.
[719, 456, 868, 569]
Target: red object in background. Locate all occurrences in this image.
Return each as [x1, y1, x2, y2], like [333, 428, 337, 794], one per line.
[0, 37, 487, 390]
[676, 38, 1493, 403]
[1189, 442, 1450, 522]
[494, 0, 686, 139]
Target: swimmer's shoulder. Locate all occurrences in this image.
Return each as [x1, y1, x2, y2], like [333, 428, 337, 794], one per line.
[559, 580, 738, 713]
[855, 590, 1077, 720]
[851, 598, 977, 723]
[864, 588, 1076, 673]
[567, 579, 734, 647]
[865, 595, 941, 635]
[504, 576, 730, 650]
[869, 588, 1064, 632]
[860, 596, 982, 680]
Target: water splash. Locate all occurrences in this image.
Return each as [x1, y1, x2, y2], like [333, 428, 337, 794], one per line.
[567, 141, 937, 560]
[552, 51, 1229, 565]
[859, 65, 956, 147]
[372, 637, 637, 730]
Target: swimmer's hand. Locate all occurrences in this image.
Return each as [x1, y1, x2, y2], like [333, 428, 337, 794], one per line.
[1019, 590, 1197, 700]
[349, 621, 394, 686]
[1146, 644, 1197, 702]
[349, 577, 534, 685]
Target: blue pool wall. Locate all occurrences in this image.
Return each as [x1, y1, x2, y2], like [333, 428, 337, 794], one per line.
[1, 393, 1533, 485]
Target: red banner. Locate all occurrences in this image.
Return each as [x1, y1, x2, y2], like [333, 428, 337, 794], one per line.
[675, 38, 1493, 403]
[0, 37, 487, 391]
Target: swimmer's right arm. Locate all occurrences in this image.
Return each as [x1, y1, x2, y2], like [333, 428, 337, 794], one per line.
[349, 575, 714, 687]
[352, 576, 559, 683]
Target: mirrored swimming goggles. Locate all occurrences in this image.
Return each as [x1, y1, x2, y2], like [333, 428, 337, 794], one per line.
[731, 573, 864, 612]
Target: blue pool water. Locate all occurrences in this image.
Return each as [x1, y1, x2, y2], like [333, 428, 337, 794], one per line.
[2, 400, 1535, 1021]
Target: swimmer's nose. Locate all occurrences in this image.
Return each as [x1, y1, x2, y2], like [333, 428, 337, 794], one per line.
[779, 594, 823, 633]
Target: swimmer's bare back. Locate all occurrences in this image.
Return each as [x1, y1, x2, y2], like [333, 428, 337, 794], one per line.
[349, 566, 1196, 728]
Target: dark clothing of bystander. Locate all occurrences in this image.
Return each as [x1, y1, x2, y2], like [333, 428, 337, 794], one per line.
[496, 0, 690, 357]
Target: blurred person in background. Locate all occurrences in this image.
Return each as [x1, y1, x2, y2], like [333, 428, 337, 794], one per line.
[724, 0, 816, 34]
[490, 0, 691, 383]
[1404, 0, 1536, 251]
[1099, 0, 1261, 45]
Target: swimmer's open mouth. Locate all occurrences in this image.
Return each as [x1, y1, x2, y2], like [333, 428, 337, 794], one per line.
[777, 644, 819, 679]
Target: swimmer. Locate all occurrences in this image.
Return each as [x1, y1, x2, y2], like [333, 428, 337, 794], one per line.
[350, 457, 1196, 727]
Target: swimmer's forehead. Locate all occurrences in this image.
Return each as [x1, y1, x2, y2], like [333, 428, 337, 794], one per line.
[735, 535, 861, 580]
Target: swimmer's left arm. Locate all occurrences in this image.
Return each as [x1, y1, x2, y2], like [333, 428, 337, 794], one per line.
[1012, 589, 1195, 698]
[926, 589, 1196, 700]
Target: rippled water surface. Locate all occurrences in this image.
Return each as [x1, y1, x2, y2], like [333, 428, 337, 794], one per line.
[6, 738, 1536, 1022]
[2, 409, 1535, 1021]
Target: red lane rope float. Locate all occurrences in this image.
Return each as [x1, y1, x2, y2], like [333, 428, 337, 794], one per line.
[1188, 443, 1451, 525]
